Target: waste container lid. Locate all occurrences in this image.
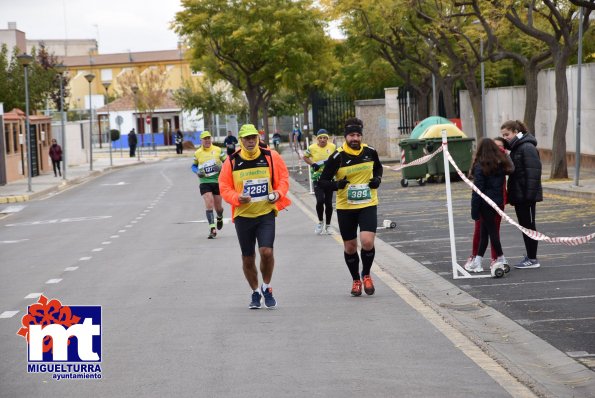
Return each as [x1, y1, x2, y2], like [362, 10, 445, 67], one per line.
[420, 123, 467, 139]
[410, 116, 453, 139]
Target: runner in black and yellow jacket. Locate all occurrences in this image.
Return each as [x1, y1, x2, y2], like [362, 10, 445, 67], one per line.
[318, 117, 383, 297]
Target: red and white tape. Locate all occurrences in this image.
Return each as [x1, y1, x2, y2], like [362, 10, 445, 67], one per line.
[444, 144, 595, 246]
[384, 146, 444, 172]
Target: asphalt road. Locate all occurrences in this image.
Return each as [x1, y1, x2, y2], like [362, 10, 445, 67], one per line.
[1, 158, 537, 397]
[291, 164, 595, 372]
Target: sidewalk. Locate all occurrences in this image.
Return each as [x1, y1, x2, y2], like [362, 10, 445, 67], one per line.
[0, 148, 189, 204]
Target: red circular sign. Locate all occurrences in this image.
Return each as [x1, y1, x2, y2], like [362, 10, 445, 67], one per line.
[146, 116, 151, 124]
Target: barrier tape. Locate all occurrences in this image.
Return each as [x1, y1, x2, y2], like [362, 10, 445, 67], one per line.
[443, 144, 595, 246]
[384, 146, 444, 172]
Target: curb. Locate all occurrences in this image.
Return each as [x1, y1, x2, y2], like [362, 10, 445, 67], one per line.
[543, 185, 595, 200]
[287, 174, 595, 398]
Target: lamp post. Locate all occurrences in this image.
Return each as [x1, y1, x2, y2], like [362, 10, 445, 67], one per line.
[102, 81, 113, 166]
[480, 38, 486, 138]
[574, 6, 584, 187]
[17, 53, 34, 192]
[131, 84, 141, 161]
[84, 73, 95, 170]
[55, 63, 67, 180]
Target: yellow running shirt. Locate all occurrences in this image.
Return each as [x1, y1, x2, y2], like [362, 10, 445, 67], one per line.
[304, 143, 336, 181]
[193, 145, 226, 184]
[231, 152, 277, 218]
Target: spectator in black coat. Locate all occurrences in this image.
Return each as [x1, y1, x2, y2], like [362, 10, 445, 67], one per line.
[500, 120, 543, 269]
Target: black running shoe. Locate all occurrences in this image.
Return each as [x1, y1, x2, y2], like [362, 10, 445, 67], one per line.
[208, 228, 217, 239]
[216, 216, 223, 230]
[261, 287, 277, 309]
[249, 291, 262, 309]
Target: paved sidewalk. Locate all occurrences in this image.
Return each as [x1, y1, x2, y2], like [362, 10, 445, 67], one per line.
[0, 148, 190, 204]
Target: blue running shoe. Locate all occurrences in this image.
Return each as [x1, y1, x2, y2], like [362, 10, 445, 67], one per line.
[514, 256, 540, 269]
[249, 291, 262, 309]
[261, 286, 277, 309]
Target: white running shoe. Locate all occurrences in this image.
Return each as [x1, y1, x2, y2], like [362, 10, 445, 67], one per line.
[323, 225, 332, 235]
[465, 256, 484, 273]
[315, 222, 323, 235]
[463, 256, 475, 270]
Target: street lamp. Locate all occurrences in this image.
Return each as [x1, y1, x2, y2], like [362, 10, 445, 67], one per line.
[102, 81, 113, 166]
[17, 53, 34, 192]
[131, 84, 140, 161]
[574, 6, 584, 187]
[84, 73, 95, 171]
[480, 38, 486, 138]
[55, 63, 67, 180]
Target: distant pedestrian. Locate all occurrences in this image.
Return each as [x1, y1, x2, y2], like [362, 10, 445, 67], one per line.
[223, 130, 238, 156]
[175, 129, 184, 154]
[465, 138, 514, 276]
[272, 131, 281, 151]
[500, 120, 543, 269]
[128, 128, 138, 157]
[48, 139, 63, 177]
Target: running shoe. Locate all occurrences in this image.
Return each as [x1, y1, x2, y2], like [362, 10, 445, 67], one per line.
[208, 228, 217, 239]
[514, 256, 540, 269]
[216, 216, 223, 230]
[464, 256, 483, 273]
[249, 291, 262, 309]
[315, 222, 323, 235]
[323, 225, 332, 235]
[463, 256, 475, 270]
[351, 280, 362, 296]
[362, 275, 375, 295]
[261, 286, 277, 309]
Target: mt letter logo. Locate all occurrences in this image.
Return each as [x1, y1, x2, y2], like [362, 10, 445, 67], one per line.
[17, 295, 101, 363]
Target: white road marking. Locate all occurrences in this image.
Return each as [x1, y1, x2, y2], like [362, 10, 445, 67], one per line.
[102, 241, 111, 245]
[0, 311, 19, 319]
[465, 277, 595, 288]
[110, 235, 119, 238]
[135, 217, 143, 220]
[6, 215, 112, 227]
[79, 257, 92, 261]
[131, 221, 138, 224]
[125, 225, 132, 228]
[46, 279, 62, 284]
[92, 248, 103, 252]
[0, 205, 26, 213]
[484, 295, 595, 303]
[118, 230, 126, 233]
[101, 181, 128, 186]
[421, 261, 432, 265]
[65, 267, 79, 271]
[0, 239, 29, 244]
[24, 293, 42, 299]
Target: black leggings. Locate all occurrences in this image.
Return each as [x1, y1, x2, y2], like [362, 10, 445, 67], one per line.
[515, 202, 538, 259]
[314, 184, 333, 224]
[52, 160, 61, 176]
[477, 206, 503, 258]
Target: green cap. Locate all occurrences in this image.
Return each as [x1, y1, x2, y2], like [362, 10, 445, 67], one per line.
[238, 124, 259, 138]
[200, 131, 211, 139]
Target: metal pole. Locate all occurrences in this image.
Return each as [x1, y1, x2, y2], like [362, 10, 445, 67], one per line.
[441, 130, 459, 279]
[574, 6, 583, 187]
[23, 64, 32, 192]
[432, 73, 437, 116]
[480, 39, 486, 138]
[103, 82, 112, 167]
[59, 73, 67, 180]
[88, 81, 93, 171]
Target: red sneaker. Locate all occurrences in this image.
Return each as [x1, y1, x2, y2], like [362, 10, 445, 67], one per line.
[363, 275, 375, 295]
[351, 280, 362, 296]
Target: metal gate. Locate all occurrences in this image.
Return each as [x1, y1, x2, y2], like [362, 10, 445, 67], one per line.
[311, 92, 355, 137]
[398, 86, 418, 136]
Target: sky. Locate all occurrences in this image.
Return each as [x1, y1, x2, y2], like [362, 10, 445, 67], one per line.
[0, 0, 184, 54]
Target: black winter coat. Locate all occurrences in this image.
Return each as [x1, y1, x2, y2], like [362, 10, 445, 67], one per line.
[471, 163, 506, 221]
[507, 133, 542, 205]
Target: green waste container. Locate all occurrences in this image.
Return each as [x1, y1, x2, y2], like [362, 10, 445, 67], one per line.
[425, 137, 474, 182]
[398, 138, 428, 187]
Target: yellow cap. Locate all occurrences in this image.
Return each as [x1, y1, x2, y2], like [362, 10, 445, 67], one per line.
[238, 124, 259, 138]
[200, 131, 211, 139]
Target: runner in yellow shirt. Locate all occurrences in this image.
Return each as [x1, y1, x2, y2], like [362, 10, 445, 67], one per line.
[303, 129, 336, 234]
[191, 131, 227, 239]
[318, 118, 383, 296]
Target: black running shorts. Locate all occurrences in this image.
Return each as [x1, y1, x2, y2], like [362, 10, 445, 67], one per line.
[234, 211, 276, 256]
[336, 206, 377, 241]
[199, 182, 220, 196]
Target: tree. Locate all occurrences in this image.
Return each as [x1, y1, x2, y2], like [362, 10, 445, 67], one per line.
[491, 0, 593, 178]
[173, 0, 330, 141]
[117, 67, 168, 149]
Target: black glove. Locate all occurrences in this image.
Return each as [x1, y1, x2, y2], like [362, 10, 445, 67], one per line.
[311, 163, 320, 171]
[368, 176, 381, 189]
[336, 177, 349, 190]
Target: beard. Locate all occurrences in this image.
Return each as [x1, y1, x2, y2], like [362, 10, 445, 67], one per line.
[347, 140, 361, 150]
